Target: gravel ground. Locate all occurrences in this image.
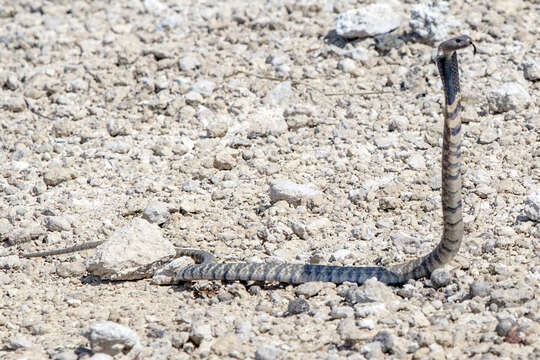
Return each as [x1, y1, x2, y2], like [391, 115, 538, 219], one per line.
[0, 1, 538, 359]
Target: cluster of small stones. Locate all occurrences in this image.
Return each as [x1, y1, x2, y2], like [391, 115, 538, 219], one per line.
[0, 0, 538, 359]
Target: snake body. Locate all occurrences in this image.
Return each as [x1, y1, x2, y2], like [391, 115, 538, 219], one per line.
[8, 36, 475, 285]
[176, 36, 476, 285]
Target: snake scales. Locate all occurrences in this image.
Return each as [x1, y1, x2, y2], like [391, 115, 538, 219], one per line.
[9, 36, 476, 285]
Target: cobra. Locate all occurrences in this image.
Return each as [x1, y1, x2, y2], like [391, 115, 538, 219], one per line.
[11, 36, 476, 286]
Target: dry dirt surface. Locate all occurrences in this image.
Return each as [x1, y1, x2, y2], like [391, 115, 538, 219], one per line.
[0, 0, 538, 359]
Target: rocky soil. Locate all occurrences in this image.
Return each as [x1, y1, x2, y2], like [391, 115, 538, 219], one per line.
[0, 0, 538, 359]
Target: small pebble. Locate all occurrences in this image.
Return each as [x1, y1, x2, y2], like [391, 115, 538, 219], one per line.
[213, 152, 236, 170]
[330, 306, 354, 319]
[295, 282, 323, 298]
[287, 298, 310, 315]
[495, 318, 515, 337]
[189, 322, 212, 345]
[430, 269, 451, 289]
[469, 281, 490, 298]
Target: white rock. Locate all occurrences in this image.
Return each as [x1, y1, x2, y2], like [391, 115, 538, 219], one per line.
[179, 199, 202, 213]
[7, 336, 33, 350]
[406, 154, 426, 170]
[409, 2, 460, 43]
[85, 218, 176, 280]
[3, 96, 26, 112]
[106, 117, 130, 137]
[263, 81, 293, 107]
[172, 136, 194, 155]
[388, 115, 409, 131]
[89, 354, 114, 360]
[7, 225, 43, 245]
[356, 318, 375, 330]
[69, 78, 88, 92]
[337, 58, 359, 75]
[206, 119, 229, 138]
[374, 134, 397, 149]
[330, 249, 352, 262]
[154, 77, 169, 91]
[523, 189, 540, 222]
[336, 4, 400, 39]
[488, 82, 531, 113]
[106, 140, 130, 154]
[412, 311, 430, 327]
[269, 180, 322, 205]
[291, 222, 307, 239]
[178, 55, 200, 72]
[354, 303, 388, 318]
[344, 278, 400, 305]
[522, 59, 539, 81]
[429, 171, 442, 190]
[344, 45, 370, 63]
[43, 166, 73, 186]
[255, 345, 280, 360]
[142, 200, 170, 225]
[160, 14, 182, 29]
[470, 169, 492, 185]
[143, 0, 166, 15]
[295, 282, 323, 298]
[82, 321, 140, 357]
[247, 107, 288, 139]
[190, 321, 212, 345]
[43, 216, 72, 232]
[184, 91, 203, 105]
[0, 255, 21, 269]
[306, 217, 331, 235]
[190, 80, 216, 98]
[6, 74, 20, 90]
[330, 306, 354, 319]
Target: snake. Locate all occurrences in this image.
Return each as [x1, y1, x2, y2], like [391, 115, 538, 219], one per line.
[6, 36, 475, 285]
[175, 35, 476, 285]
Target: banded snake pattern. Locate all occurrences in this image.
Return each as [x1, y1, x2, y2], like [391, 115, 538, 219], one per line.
[7, 36, 476, 285]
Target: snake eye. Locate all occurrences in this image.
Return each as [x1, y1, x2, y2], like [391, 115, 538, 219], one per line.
[455, 38, 461, 43]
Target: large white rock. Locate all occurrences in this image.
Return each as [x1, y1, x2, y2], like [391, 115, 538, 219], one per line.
[336, 3, 400, 39]
[86, 218, 175, 280]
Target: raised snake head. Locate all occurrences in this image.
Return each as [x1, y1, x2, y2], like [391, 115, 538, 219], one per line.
[438, 35, 476, 57]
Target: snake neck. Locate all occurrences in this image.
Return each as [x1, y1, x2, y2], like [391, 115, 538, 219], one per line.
[436, 52, 464, 263]
[437, 52, 460, 108]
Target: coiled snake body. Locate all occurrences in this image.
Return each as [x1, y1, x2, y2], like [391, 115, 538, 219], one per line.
[176, 35, 476, 285]
[10, 36, 475, 285]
